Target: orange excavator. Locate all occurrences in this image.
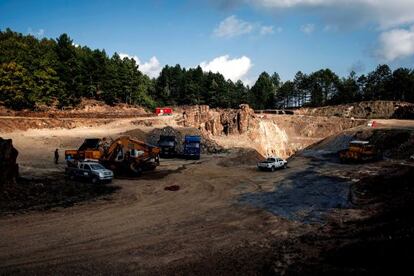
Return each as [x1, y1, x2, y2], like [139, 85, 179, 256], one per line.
[65, 136, 160, 175]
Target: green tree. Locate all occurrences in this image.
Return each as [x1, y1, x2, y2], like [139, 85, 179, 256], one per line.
[0, 62, 35, 109]
[250, 72, 275, 110]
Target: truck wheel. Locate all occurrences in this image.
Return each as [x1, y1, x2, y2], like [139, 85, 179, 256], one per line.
[271, 166, 275, 172]
[284, 164, 287, 169]
[91, 177, 99, 184]
[130, 163, 142, 176]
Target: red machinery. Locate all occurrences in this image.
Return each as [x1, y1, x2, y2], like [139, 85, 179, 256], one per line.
[155, 107, 173, 116]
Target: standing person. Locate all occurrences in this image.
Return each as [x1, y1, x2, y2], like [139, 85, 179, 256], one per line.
[54, 149, 59, 164]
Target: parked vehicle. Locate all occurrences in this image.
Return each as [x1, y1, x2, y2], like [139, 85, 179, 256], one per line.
[65, 136, 160, 175]
[65, 161, 114, 183]
[155, 107, 173, 116]
[183, 135, 201, 159]
[339, 140, 381, 163]
[257, 157, 287, 171]
[158, 135, 177, 157]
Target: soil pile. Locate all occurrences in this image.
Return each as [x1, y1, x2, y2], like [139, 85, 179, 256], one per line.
[0, 138, 19, 188]
[146, 126, 225, 154]
[0, 99, 148, 118]
[218, 148, 264, 167]
[0, 117, 114, 132]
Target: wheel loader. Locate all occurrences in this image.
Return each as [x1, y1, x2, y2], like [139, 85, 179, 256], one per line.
[339, 140, 381, 163]
[65, 136, 160, 175]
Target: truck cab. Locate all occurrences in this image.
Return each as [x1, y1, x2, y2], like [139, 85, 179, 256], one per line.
[157, 135, 177, 158]
[183, 135, 201, 160]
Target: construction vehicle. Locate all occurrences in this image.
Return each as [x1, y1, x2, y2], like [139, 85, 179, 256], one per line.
[183, 135, 201, 160]
[339, 140, 381, 163]
[157, 135, 177, 158]
[65, 136, 160, 175]
[65, 161, 114, 184]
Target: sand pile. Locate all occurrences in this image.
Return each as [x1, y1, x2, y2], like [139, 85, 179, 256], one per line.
[218, 148, 264, 167]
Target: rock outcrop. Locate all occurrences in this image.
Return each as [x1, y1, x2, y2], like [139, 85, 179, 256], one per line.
[294, 101, 414, 119]
[0, 138, 19, 188]
[181, 104, 257, 136]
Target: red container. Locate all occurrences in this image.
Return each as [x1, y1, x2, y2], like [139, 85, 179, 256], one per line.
[155, 107, 173, 116]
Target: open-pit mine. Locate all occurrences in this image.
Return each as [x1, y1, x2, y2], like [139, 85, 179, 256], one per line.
[1, 101, 414, 275]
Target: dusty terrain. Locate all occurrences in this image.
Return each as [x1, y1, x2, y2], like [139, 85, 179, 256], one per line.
[1, 106, 414, 275]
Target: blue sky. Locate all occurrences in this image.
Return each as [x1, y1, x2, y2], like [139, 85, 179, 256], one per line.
[1, 0, 414, 84]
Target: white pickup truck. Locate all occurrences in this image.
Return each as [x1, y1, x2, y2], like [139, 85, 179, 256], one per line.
[257, 157, 288, 171]
[65, 161, 114, 183]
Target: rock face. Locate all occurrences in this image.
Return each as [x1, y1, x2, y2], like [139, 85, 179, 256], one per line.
[0, 138, 19, 188]
[181, 104, 257, 136]
[294, 101, 414, 119]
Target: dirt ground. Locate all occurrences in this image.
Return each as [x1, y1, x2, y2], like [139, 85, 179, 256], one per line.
[1, 116, 414, 274]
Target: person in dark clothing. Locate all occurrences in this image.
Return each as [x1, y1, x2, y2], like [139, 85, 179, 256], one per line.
[54, 149, 59, 164]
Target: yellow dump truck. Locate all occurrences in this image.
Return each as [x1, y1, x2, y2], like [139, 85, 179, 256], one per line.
[339, 140, 381, 163]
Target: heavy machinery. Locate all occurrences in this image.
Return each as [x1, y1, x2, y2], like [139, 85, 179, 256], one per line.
[339, 140, 381, 163]
[183, 135, 201, 160]
[157, 135, 177, 158]
[65, 136, 160, 175]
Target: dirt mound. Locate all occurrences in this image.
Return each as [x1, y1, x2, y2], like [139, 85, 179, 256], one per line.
[73, 99, 147, 114]
[295, 101, 413, 119]
[0, 138, 19, 188]
[119, 128, 148, 142]
[218, 148, 264, 167]
[146, 126, 225, 154]
[0, 99, 149, 118]
[0, 117, 113, 132]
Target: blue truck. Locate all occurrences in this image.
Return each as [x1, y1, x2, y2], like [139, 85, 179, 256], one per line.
[183, 135, 201, 159]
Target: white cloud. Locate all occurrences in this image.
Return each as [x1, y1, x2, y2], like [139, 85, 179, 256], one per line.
[214, 15, 279, 38]
[238, 0, 414, 29]
[200, 55, 252, 83]
[28, 28, 45, 37]
[214, 15, 253, 38]
[377, 25, 414, 61]
[300, 23, 315, 34]
[260, 25, 274, 35]
[119, 53, 162, 78]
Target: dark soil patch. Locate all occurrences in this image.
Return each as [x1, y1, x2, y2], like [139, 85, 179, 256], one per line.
[0, 174, 119, 214]
[164, 185, 180, 191]
[156, 164, 414, 275]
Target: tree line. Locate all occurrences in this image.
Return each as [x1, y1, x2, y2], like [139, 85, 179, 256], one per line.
[1, 28, 413, 111]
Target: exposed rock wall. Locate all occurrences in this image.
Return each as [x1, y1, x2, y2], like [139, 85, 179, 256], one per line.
[180, 104, 366, 158]
[181, 104, 257, 136]
[294, 101, 413, 119]
[0, 138, 19, 188]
